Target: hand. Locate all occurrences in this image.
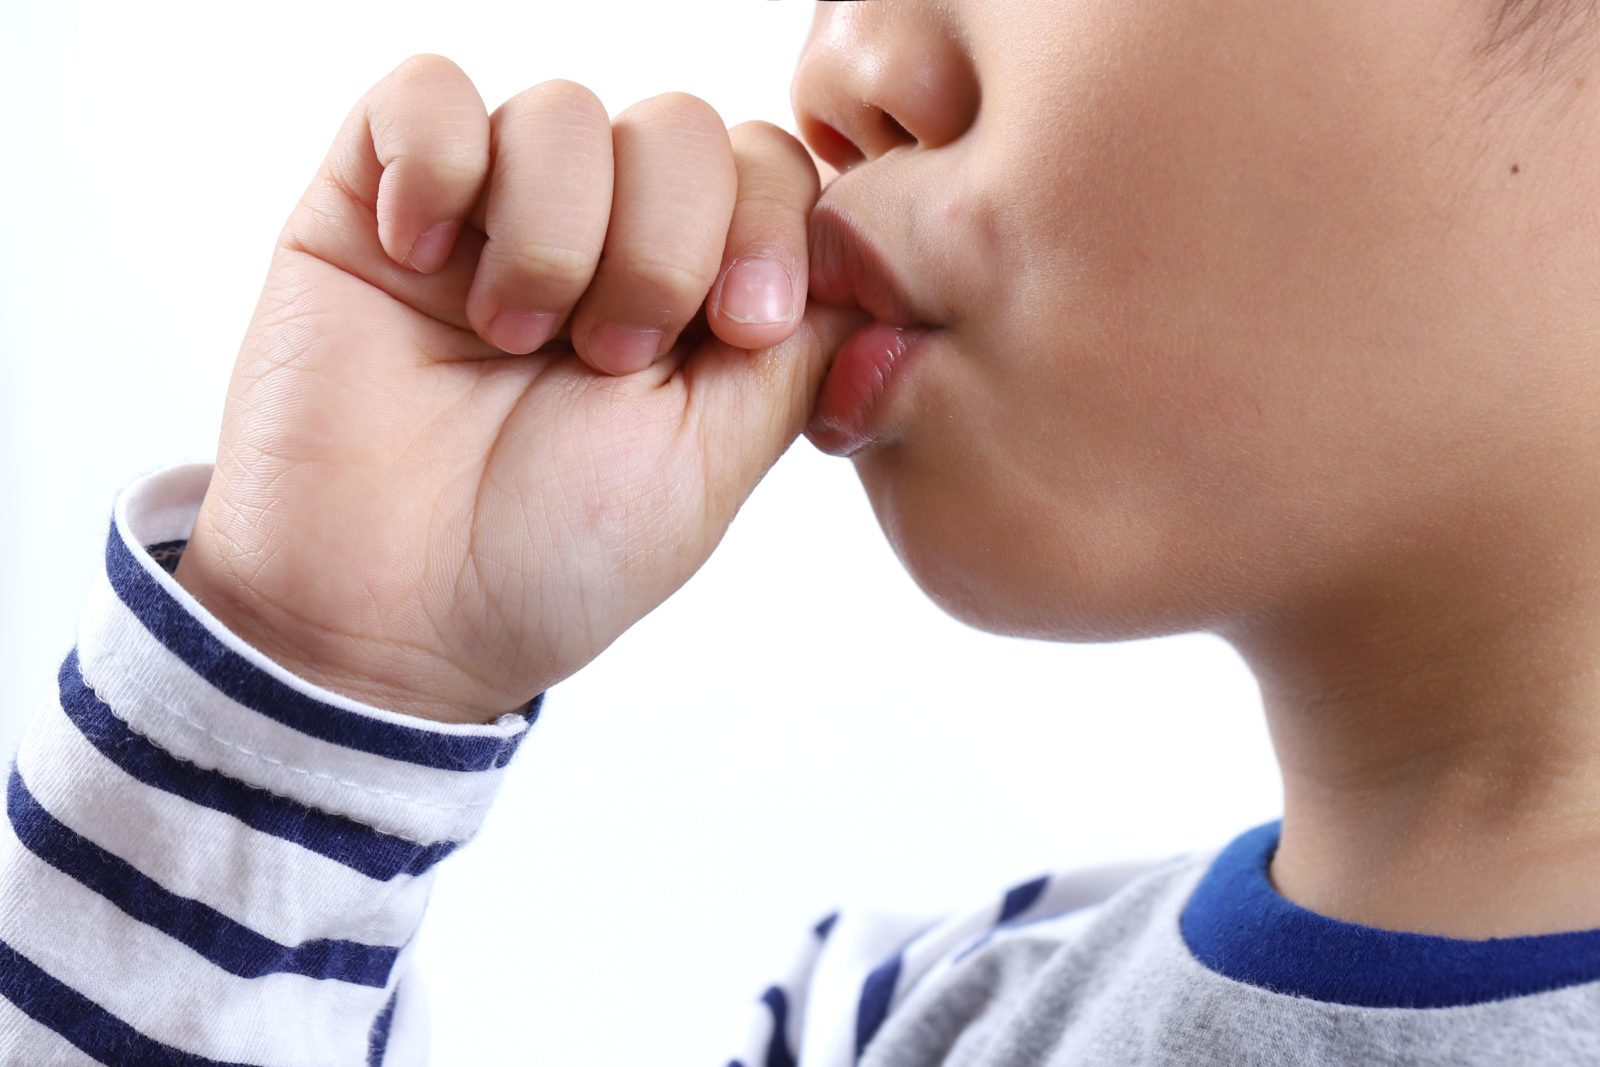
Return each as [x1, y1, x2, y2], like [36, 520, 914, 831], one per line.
[173, 55, 865, 723]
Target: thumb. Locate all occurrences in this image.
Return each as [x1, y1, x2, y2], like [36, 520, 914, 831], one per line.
[686, 301, 872, 509]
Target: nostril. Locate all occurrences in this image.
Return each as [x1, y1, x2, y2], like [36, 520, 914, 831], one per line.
[879, 110, 913, 146]
[802, 117, 867, 173]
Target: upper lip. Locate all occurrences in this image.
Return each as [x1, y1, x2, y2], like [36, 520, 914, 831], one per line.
[807, 199, 940, 329]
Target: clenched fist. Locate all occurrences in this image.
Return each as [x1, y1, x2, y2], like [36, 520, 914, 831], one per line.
[173, 55, 867, 723]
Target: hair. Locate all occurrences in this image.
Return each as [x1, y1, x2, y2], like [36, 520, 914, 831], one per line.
[1481, 0, 1596, 69]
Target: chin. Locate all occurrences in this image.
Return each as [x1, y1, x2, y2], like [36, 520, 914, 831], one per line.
[855, 448, 1210, 645]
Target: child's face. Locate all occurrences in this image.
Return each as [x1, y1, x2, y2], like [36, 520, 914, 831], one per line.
[791, 1, 1599, 640]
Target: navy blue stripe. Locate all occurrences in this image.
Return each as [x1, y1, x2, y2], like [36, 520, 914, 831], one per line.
[57, 646, 457, 882]
[1181, 819, 1600, 1008]
[7, 768, 396, 987]
[949, 874, 1052, 965]
[998, 874, 1049, 923]
[106, 526, 541, 772]
[0, 936, 255, 1066]
[813, 910, 840, 940]
[853, 954, 903, 1060]
[759, 986, 797, 1067]
[367, 990, 398, 1066]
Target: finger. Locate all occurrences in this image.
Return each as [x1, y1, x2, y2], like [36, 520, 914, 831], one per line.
[704, 121, 819, 351]
[811, 145, 842, 191]
[687, 302, 873, 515]
[463, 80, 614, 356]
[568, 93, 738, 376]
[355, 54, 490, 273]
[281, 54, 490, 325]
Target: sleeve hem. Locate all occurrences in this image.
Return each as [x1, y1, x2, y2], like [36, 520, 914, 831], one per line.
[70, 460, 540, 844]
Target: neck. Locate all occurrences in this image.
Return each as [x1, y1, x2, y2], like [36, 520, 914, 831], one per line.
[1214, 521, 1600, 938]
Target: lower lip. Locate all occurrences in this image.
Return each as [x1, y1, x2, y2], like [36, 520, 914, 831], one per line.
[805, 322, 934, 456]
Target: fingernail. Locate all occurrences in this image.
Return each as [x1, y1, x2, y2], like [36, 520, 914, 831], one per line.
[719, 257, 794, 325]
[487, 310, 560, 355]
[589, 322, 663, 373]
[406, 220, 459, 274]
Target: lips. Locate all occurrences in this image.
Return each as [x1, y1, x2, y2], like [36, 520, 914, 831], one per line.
[804, 322, 937, 456]
[804, 199, 942, 456]
[806, 200, 939, 330]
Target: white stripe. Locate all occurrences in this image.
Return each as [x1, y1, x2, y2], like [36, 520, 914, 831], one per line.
[800, 903, 943, 1065]
[921, 905, 1104, 997]
[115, 462, 218, 544]
[776, 923, 828, 1060]
[915, 859, 1179, 993]
[15, 691, 434, 948]
[982, 904, 1103, 950]
[1030, 858, 1175, 917]
[891, 898, 1009, 1006]
[377, 950, 428, 1067]
[729, 998, 777, 1067]
[0, 809, 383, 1067]
[76, 564, 507, 844]
[0, 990, 102, 1065]
[723, 923, 819, 1065]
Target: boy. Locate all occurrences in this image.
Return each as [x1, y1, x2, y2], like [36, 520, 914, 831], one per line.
[5, 0, 1600, 1062]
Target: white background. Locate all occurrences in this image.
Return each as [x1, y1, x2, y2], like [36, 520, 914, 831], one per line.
[0, 3, 1281, 1063]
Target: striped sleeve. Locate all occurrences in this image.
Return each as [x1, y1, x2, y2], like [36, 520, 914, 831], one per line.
[0, 461, 543, 1067]
[722, 861, 1169, 1067]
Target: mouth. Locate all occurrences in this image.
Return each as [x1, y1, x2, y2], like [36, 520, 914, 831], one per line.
[806, 199, 940, 331]
[804, 200, 944, 457]
[804, 322, 939, 457]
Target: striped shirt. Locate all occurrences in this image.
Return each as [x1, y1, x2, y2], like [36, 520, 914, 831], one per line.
[3, 461, 1599, 1065]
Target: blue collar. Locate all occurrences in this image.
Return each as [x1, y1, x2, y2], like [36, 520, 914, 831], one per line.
[1179, 819, 1600, 1008]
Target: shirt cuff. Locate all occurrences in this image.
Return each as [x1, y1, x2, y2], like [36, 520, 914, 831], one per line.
[72, 459, 543, 847]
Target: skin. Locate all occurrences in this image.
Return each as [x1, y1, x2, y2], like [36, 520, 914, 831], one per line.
[174, 0, 1600, 942]
[791, 0, 1600, 938]
[175, 58, 870, 730]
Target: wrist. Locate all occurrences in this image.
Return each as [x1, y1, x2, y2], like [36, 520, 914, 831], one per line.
[169, 528, 525, 725]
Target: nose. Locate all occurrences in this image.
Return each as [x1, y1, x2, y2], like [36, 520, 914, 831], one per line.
[790, 0, 980, 176]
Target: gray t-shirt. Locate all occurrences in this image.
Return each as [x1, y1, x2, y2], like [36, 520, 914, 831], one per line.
[730, 820, 1600, 1065]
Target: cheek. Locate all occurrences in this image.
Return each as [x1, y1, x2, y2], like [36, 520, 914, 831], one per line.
[863, 7, 1491, 636]
[852, 328, 1284, 642]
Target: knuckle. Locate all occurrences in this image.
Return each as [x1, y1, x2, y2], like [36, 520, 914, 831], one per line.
[731, 125, 817, 199]
[388, 53, 467, 92]
[367, 56, 486, 180]
[530, 78, 608, 120]
[498, 78, 608, 132]
[424, 149, 489, 188]
[612, 253, 710, 303]
[499, 242, 595, 290]
[736, 174, 813, 214]
[733, 174, 815, 226]
[729, 119, 796, 148]
[618, 90, 725, 135]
